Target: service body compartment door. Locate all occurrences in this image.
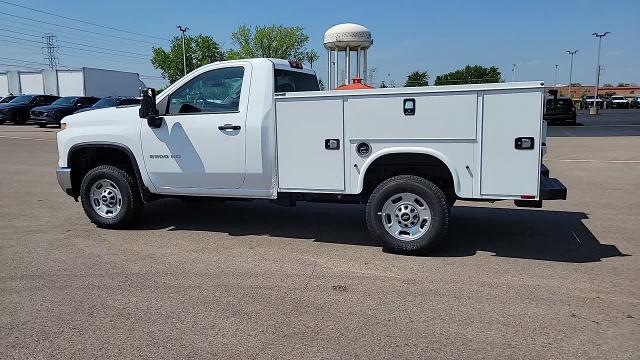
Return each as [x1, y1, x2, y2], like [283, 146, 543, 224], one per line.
[481, 90, 542, 198]
[276, 98, 344, 191]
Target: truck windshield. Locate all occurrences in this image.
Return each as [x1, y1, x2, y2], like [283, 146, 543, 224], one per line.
[9, 95, 35, 104]
[92, 98, 121, 108]
[274, 69, 320, 92]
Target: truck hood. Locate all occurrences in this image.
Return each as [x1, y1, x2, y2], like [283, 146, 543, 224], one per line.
[63, 105, 141, 126]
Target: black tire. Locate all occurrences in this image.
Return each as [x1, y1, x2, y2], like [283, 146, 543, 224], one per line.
[37, 124, 47, 128]
[366, 175, 449, 255]
[13, 113, 26, 125]
[80, 165, 143, 229]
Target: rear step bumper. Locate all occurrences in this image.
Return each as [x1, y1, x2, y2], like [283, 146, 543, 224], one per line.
[514, 165, 567, 208]
[541, 176, 567, 200]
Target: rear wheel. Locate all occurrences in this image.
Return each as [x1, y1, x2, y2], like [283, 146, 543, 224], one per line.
[80, 165, 143, 229]
[37, 124, 47, 128]
[366, 175, 449, 254]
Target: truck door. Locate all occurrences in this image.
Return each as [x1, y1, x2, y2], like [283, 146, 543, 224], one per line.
[480, 90, 543, 198]
[140, 65, 250, 190]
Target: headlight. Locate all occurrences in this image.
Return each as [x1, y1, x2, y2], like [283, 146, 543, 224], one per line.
[60, 122, 68, 130]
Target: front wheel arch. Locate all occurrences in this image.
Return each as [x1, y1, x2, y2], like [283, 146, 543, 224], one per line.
[67, 143, 148, 200]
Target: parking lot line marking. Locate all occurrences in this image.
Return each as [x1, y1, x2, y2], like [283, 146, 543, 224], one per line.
[572, 231, 581, 244]
[583, 125, 640, 128]
[0, 135, 56, 142]
[548, 159, 640, 163]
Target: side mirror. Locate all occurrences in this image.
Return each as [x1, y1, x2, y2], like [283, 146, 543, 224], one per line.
[139, 88, 162, 128]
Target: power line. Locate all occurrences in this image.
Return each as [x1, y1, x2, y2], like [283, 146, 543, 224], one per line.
[0, 39, 42, 53]
[0, 16, 154, 50]
[0, 56, 46, 66]
[0, 0, 170, 42]
[57, 39, 150, 57]
[0, 63, 44, 70]
[0, 11, 165, 46]
[0, 34, 149, 60]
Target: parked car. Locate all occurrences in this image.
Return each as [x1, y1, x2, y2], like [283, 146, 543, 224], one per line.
[581, 95, 604, 109]
[631, 96, 640, 109]
[31, 96, 100, 127]
[544, 96, 576, 124]
[74, 96, 141, 114]
[0, 95, 17, 104]
[607, 95, 631, 109]
[0, 95, 59, 124]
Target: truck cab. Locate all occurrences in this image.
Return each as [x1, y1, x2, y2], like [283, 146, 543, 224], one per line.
[56, 58, 566, 254]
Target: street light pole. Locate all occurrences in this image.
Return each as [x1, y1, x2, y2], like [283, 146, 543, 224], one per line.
[566, 49, 578, 100]
[512, 63, 516, 82]
[554, 64, 558, 86]
[591, 32, 609, 115]
[177, 25, 189, 76]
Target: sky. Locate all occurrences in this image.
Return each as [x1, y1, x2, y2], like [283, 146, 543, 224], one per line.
[1, 0, 638, 89]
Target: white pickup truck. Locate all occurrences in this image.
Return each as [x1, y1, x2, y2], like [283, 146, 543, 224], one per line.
[56, 58, 566, 254]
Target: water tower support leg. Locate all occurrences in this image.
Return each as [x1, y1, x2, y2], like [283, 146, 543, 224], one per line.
[356, 48, 361, 79]
[345, 46, 351, 85]
[363, 50, 368, 84]
[327, 49, 332, 90]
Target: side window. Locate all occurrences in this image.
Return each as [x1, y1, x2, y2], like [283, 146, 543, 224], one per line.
[167, 66, 244, 115]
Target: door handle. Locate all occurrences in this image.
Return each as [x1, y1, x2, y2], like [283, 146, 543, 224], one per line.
[218, 124, 241, 131]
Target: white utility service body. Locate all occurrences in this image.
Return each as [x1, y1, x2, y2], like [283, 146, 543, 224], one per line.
[56, 58, 566, 254]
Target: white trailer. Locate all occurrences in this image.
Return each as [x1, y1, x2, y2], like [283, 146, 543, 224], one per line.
[0, 68, 144, 97]
[55, 58, 567, 254]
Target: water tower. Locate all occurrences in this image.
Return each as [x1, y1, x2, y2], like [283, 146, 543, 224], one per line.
[324, 23, 373, 90]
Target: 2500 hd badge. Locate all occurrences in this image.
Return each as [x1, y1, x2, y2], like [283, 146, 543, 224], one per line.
[149, 154, 182, 159]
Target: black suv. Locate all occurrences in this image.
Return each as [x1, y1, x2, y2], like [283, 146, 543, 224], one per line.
[0, 95, 59, 124]
[31, 96, 100, 127]
[74, 96, 141, 114]
[544, 91, 577, 124]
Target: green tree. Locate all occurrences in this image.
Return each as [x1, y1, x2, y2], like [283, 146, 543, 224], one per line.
[230, 24, 312, 61]
[405, 70, 429, 87]
[304, 49, 319, 69]
[434, 65, 502, 85]
[151, 34, 225, 84]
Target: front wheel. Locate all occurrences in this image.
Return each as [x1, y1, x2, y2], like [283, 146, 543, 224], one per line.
[80, 165, 143, 229]
[366, 175, 449, 254]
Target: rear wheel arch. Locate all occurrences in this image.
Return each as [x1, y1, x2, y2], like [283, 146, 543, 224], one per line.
[358, 149, 460, 199]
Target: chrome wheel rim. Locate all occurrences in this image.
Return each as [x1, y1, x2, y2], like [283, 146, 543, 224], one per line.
[380, 192, 431, 241]
[90, 179, 122, 218]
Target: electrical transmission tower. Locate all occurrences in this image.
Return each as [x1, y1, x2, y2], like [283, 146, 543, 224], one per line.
[41, 33, 59, 69]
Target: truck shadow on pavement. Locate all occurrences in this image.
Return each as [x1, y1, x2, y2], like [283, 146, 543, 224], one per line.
[136, 200, 627, 263]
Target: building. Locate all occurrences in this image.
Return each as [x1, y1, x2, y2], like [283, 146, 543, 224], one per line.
[547, 85, 639, 99]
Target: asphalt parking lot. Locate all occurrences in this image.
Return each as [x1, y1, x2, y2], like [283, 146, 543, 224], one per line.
[1, 110, 638, 359]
